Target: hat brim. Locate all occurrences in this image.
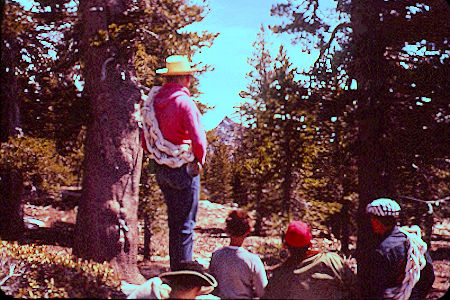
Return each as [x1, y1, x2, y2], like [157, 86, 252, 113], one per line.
[156, 68, 198, 75]
[159, 270, 217, 292]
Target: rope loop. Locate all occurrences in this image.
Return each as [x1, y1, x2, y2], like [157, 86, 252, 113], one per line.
[141, 87, 195, 168]
[383, 225, 427, 300]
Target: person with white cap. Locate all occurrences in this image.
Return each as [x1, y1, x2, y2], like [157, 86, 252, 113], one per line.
[262, 221, 355, 299]
[361, 198, 435, 299]
[141, 55, 207, 270]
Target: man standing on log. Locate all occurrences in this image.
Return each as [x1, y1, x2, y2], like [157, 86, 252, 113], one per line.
[141, 55, 207, 270]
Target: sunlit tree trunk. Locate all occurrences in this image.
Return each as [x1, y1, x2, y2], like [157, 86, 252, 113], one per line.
[73, 0, 145, 284]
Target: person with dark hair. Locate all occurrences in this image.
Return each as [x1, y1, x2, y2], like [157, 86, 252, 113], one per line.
[360, 198, 435, 299]
[262, 221, 354, 299]
[209, 209, 268, 298]
[125, 260, 218, 299]
[141, 55, 207, 270]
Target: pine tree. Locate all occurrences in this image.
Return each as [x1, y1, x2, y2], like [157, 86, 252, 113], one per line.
[203, 130, 234, 204]
[72, 0, 218, 283]
[271, 0, 450, 273]
[238, 26, 279, 235]
[1, 1, 41, 141]
[1, 0, 219, 277]
[268, 46, 318, 220]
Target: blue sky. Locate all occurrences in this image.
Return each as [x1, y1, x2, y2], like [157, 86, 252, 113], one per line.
[17, 0, 328, 130]
[185, 0, 322, 129]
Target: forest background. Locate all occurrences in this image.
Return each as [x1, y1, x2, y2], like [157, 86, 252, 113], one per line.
[0, 0, 449, 298]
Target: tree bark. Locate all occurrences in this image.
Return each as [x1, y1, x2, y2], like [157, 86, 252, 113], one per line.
[0, 168, 24, 240]
[254, 179, 264, 236]
[350, 0, 395, 287]
[73, 0, 145, 284]
[0, 27, 21, 142]
[143, 214, 152, 261]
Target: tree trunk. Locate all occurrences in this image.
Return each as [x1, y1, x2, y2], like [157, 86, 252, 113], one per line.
[0, 28, 21, 142]
[339, 199, 351, 256]
[350, 0, 395, 288]
[73, 0, 145, 284]
[253, 179, 264, 236]
[0, 168, 24, 240]
[282, 133, 293, 218]
[143, 214, 152, 261]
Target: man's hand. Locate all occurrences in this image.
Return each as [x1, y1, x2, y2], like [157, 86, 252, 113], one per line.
[186, 160, 202, 177]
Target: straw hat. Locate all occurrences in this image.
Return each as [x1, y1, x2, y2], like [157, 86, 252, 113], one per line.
[159, 270, 217, 295]
[159, 261, 217, 295]
[156, 55, 198, 75]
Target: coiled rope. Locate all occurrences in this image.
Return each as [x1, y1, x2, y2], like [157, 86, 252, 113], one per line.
[384, 225, 428, 300]
[141, 86, 195, 168]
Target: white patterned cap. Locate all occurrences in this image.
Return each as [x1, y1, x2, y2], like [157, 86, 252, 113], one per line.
[366, 198, 401, 217]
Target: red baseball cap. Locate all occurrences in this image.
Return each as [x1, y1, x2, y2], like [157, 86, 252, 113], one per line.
[284, 221, 312, 248]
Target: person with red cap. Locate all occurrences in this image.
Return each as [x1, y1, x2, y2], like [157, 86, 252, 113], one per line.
[262, 221, 355, 299]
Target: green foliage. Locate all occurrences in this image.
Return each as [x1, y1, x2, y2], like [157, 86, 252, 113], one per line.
[303, 200, 343, 233]
[114, 0, 219, 101]
[2, 0, 217, 149]
[0, 136, 82, 195]
[0, 240, 123, 298]
[202, 131, 234, 204]
[236, 27, 325, 233]
[236, 27, 279, 233]
[270, 0, 450, 246]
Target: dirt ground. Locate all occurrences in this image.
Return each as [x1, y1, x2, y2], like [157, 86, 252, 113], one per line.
[15, 200, 450, 299]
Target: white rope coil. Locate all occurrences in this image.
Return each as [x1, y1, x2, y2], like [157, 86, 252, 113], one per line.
[383, 225, 428, 300]
[141, 86, 195, 168]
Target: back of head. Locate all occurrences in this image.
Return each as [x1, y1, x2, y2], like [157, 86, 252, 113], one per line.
[164, 74, 190, 84]
[226, 209, 252, 237]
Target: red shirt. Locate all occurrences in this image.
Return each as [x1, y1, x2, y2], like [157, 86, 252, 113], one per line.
[144, 82, 207, 165]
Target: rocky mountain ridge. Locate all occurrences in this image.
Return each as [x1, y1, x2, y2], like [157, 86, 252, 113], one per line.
[209, 116, 244, 148]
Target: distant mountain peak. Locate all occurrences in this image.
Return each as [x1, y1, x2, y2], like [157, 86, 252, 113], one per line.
[211, 116, 243, 147]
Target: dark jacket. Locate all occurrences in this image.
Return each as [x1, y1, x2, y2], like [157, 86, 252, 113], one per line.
[263, 251, 355, 299]
[361, 226, 435, 299]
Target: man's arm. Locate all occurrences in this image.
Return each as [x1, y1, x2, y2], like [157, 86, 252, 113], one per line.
[182, 99, 207, 165]
[252, 256, 268, 298]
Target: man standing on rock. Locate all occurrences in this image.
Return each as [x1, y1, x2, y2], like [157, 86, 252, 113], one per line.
[141, 55, 207, 270]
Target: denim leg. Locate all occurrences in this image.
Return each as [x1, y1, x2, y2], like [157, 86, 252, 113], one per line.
[155, 164, 200, 270]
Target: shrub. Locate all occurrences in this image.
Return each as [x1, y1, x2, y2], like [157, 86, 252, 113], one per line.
[0, 240, 123, 298]
[0, 136, 81, 196]
[303, 200, 343, 233]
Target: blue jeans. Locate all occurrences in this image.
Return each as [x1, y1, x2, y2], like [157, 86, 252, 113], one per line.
[155, 163, 199, 270]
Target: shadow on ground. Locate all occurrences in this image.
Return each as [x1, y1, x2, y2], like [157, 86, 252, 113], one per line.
[194, 227, 225, 237]
[431, 247, 449, 261]
[19, 221, 74, 247]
